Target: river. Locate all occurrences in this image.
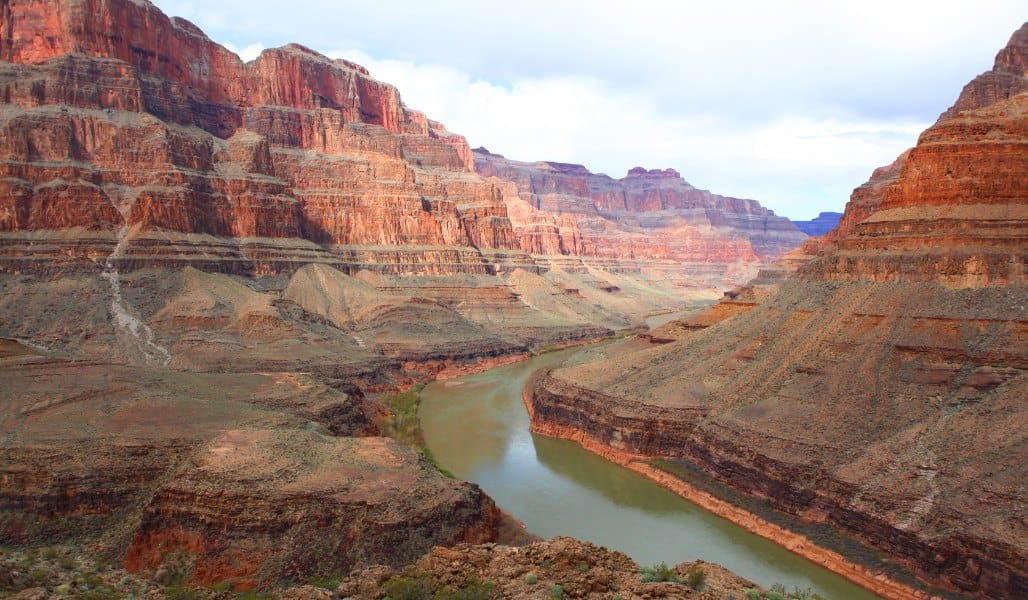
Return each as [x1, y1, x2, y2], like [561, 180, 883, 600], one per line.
[419, 344, 881, 600]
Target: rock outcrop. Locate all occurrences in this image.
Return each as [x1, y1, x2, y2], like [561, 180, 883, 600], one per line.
[338, 537, 762, 600]
[529, 24, 1027, 600]
[476, 150, 808, 287]
[124, 431, 499, 589]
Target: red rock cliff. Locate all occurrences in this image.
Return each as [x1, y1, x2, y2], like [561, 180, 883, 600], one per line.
[0, 0, 511, 277]
[475, 149, 807, 267]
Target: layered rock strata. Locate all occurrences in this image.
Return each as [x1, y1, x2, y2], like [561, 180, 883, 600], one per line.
[529, 24, 1028, 600]
[476, 150, 808, 287]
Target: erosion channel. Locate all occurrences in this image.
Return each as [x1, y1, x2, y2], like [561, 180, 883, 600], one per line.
[420, 343, 881, 600]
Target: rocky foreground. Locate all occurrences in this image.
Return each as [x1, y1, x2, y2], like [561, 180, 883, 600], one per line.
[2, 536, 821, 600]
[529, 24, 1027, 600]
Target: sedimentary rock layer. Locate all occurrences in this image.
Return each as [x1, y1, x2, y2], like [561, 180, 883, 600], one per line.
[476, 150, 808, 286]
[0, 0, 797, 294]
[528, 24, 1028, 600]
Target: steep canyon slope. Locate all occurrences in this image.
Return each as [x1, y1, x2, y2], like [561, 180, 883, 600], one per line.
[531, 23, 1027, 600]
[0, 0, 804, 589]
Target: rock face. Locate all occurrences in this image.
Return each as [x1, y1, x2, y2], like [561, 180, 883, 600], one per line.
[338, 537, 761, 600]
[0, 352, 499, 588]
[792, 212, 842, 237]
[529, 24, 1027, 600]
[939, 22, 1028, 122]
[124, 431, 499, 588]
[0, 0, 797, 292]
[0, 0, 509, 272]
[476, 150, 808, 286]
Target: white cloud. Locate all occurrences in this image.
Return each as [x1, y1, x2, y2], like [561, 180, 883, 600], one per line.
[335, 50, 927, 219]
[223, 41, 265, 62]
[147, 0, 1024, 219]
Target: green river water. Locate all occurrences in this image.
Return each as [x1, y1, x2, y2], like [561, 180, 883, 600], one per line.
[419, 344, 881, 600]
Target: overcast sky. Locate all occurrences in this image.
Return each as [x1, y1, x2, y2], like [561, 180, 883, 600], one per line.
[152, 1, 1024, 219]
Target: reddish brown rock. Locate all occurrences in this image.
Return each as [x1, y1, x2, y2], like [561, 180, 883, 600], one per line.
[475, 149, 807, 286]
[123, 431, 499, 589]
[939, 23, 1028, 122]
[528, 24, 1028, 600]
[339, 537, 761, 600]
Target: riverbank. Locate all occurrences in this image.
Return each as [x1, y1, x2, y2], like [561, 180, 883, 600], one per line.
[522, 371, 936, 600]
[420, 343, 890, 599]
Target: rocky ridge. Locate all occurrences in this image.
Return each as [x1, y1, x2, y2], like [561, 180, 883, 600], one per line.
[528, 23, 1028, 600]
[475, 150, 808, 288]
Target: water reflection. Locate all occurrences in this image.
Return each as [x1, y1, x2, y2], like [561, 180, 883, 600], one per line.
[419, 346, 881, 600]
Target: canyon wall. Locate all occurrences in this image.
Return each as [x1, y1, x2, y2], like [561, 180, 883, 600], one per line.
[530, 23, 1027, 600]
[476, 150, 807, 284]
[0, 0, 811, 588]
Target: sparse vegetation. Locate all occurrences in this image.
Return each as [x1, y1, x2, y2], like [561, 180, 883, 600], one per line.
[524, 572, 538, 585]
[382, 574, 433, 600]
[789, 587, 826, 600]
[435, 576, 494, 600]
[684, 565, 706, 590]
[745, 589, 762, 600]
[550, 583, 565, 599]
[166, 584, 203, 600]
[307, 572, 343, 590]
[378, 384, 426, 446]
[576, 562, 590, 574]
[421, 445, 455, 478]
[640, 562, 680, 583]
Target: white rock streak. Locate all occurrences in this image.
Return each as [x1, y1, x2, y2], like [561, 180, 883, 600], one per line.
[100, 225, 171, 366]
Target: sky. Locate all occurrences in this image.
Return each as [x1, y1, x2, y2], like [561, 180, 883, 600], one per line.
[151, 1, 1025, 220]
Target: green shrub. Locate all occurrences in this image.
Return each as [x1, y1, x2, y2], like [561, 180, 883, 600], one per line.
[82, 571, 104, 589]
[524, 572, 538, 585]
[767, 592, 786, 600]
[640, 562, 680, 583]
[744, 589, 761, 600]
[684, 565, 706, 590]
[307, 573, 343, 590]
[550, 583, 564, 599]
[421, 445, 455, 478]
[56, 554, 76, 570]
[789, 586, 825, 600]
[435, 576, 493, 600]
[576, 562, 589, 574]
[383, 575, 433, 600]
[42, 548, 59, 560]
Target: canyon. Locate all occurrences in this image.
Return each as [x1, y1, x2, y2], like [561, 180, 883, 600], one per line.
[529, 23, 1027, 600]
[0, 0, 811, 594]
[0, 0, 1023, 599]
